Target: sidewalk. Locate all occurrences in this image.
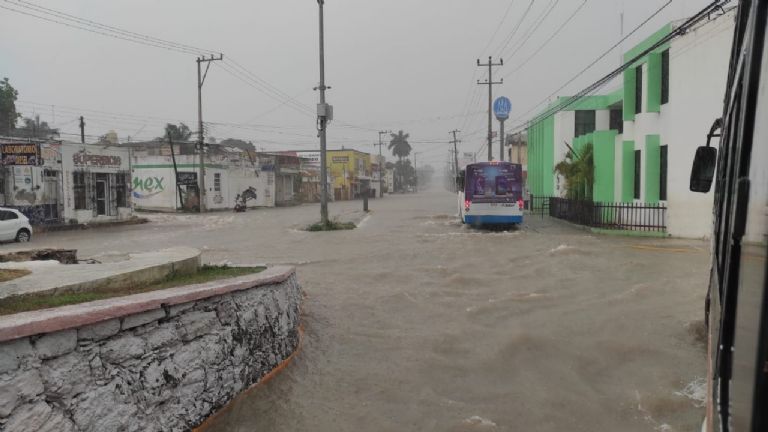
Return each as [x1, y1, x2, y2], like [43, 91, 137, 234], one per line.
[33, 217, 149, 233]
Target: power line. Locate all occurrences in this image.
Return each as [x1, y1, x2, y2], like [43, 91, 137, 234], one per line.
[508, 0, 728, 134]
[480, 0, 517, 56]
[507, 0, 674, 127]
[502, 0, 560, 60]
[505, 0, 588, 78]
[494, 0, 535, 57]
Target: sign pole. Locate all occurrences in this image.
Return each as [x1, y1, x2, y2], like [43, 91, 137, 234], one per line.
[499, 119, 505, 162]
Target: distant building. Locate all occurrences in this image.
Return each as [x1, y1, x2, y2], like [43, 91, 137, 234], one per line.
[327, 149, 372, 200]
[0, 138, 133, 225]
[130, 143, 275, 211]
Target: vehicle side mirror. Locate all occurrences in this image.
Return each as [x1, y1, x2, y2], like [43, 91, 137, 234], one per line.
[690, 146, 717, 192]
[690, 117, 722, 193]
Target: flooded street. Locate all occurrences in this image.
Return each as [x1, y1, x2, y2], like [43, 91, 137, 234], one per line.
[14, 186, 710, 431]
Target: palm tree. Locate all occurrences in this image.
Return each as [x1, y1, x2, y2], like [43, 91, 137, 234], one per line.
[163, 123, 193, 142]
[388, 130, 411, 191]
[554, 143, 594, 200]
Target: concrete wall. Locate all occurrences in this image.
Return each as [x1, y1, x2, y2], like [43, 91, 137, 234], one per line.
[663, 13, 734, 238]
[132, 154, 275, 211]
[0, 267, 301, 432]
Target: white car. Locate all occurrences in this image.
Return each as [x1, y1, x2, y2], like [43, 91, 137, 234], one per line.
[0, 208, 33, 243]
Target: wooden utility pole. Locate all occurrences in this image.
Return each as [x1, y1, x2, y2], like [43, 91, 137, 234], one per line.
[477, 57, 503, 161]
[196, 54, 223, 213]
[79, 116, 85, 144]
[450, 130, 461, 184]
[375, 130, 390, 197]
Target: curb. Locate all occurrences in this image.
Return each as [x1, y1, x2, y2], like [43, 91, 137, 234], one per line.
[33, 217, 149, 233]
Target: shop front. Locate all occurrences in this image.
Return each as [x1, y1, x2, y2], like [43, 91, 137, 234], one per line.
[61, 143, 132, 224]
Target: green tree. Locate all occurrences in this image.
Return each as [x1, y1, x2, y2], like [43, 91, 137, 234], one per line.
[388, 130, 411, 160]
[0, 78, 20, 136]
[219, 138, 255, 152]
[13, 115, 59, 139]
[554, 143, 594, 200]
[162, 123, 193, 141]
[388, 130, 412, 191]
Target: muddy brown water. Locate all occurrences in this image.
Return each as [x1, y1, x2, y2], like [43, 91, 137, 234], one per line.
[10, 186, 710, 431]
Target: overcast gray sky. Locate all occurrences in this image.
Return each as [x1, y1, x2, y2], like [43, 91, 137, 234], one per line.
[0, 0, 711, 167]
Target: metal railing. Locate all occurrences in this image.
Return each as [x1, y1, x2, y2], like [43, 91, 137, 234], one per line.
[548, 197, 667, 232]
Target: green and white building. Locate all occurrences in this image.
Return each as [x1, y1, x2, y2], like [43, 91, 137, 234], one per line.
[527, 10, 735, 238]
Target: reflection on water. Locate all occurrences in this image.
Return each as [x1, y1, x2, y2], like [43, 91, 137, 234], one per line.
[190, 188, 710, 432]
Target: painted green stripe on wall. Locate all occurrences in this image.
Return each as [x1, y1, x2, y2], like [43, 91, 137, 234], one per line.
[647, 52, 662, 113]
[623, 24, 672, 63]
[622, 141, 635, 202]
[623, 68, 636, 121]
[592, 131, 617, 202]
[133, 164, 229, 169]
[527, 114, 555, 197]
[645, 135, 661, 203]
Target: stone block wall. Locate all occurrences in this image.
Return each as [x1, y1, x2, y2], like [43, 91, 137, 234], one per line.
[0, 267, 302, 432]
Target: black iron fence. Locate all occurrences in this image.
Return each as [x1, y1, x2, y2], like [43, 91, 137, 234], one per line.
[548, 197, 667, 232]
[526, 196, 667, 232]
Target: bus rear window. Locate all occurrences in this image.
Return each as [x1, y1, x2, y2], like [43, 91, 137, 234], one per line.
[496, 176, 510, 195]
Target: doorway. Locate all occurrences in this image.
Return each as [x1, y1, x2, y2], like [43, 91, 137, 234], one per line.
[95, 174, 108, 216]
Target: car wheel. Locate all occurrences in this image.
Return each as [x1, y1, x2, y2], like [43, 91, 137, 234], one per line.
[15, 229, 30, 243]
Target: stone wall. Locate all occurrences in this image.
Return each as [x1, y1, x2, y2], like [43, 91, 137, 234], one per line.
[0, 267, 301, 432]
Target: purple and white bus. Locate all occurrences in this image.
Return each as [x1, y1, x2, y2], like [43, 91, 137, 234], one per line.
[458, 161, 524, 226]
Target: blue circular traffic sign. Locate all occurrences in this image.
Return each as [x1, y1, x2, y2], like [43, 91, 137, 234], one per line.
[493, 97, 511, 121]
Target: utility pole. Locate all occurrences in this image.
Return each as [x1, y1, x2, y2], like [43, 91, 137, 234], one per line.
[79, 116, 85, 144]
[375, 130, 390, 198]
[413, 152, 420, 193]
[450, 129, 460, 191]
[499, 118, 505, 162]
[196, 54, 223, 213]
[477, 56, 503, 162]
[315, 0, 333, 226]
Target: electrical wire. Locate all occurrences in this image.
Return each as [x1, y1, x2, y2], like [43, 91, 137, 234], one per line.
[505, 0, 588, 78]
[502, 0, 561, 60]
[507, 0, 729, 134]
[493, 0, 535, 57]
[507, 0, 674, 128]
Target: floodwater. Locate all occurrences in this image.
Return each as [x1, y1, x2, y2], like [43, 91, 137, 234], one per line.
[13, 184, 710, 431]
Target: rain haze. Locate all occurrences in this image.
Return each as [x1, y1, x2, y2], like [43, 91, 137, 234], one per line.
[2, 0, 709, 165]
[0, 0, 756, 431]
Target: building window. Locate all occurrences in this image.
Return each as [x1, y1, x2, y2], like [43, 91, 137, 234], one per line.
[73, 171, 87, 210]
[634, 150, 641, 200]
[610, 109, 623, 133]
[115, 172, 128, 208]
[635, 65, 643, 114]
[574, 110, 596, 137]
[660, 145, 668, 200]
[214, 173, 221, 192]
[661, 50, 670, 105]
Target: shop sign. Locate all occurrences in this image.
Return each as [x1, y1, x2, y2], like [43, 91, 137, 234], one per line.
[1, 143, 40, 165]
[73, 149, 122, 168]
[332, 156, 349, 163]
[176, 172, 197, 186]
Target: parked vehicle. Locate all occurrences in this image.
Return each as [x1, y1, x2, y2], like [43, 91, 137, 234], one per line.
[457, 161, 524, 226]
[0, 208, 33, 243]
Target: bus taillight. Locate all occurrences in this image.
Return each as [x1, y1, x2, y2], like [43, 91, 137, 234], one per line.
[517, 199, 524, 210]
[464, 200, 471, 212]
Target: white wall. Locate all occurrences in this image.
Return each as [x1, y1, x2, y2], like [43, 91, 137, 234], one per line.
[61, 143, 132, 223]
[132, 154, 275, 211]
[664, 12, 734, 238]
[614, 134, 624, 202]
[595, 109, 610, 130]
